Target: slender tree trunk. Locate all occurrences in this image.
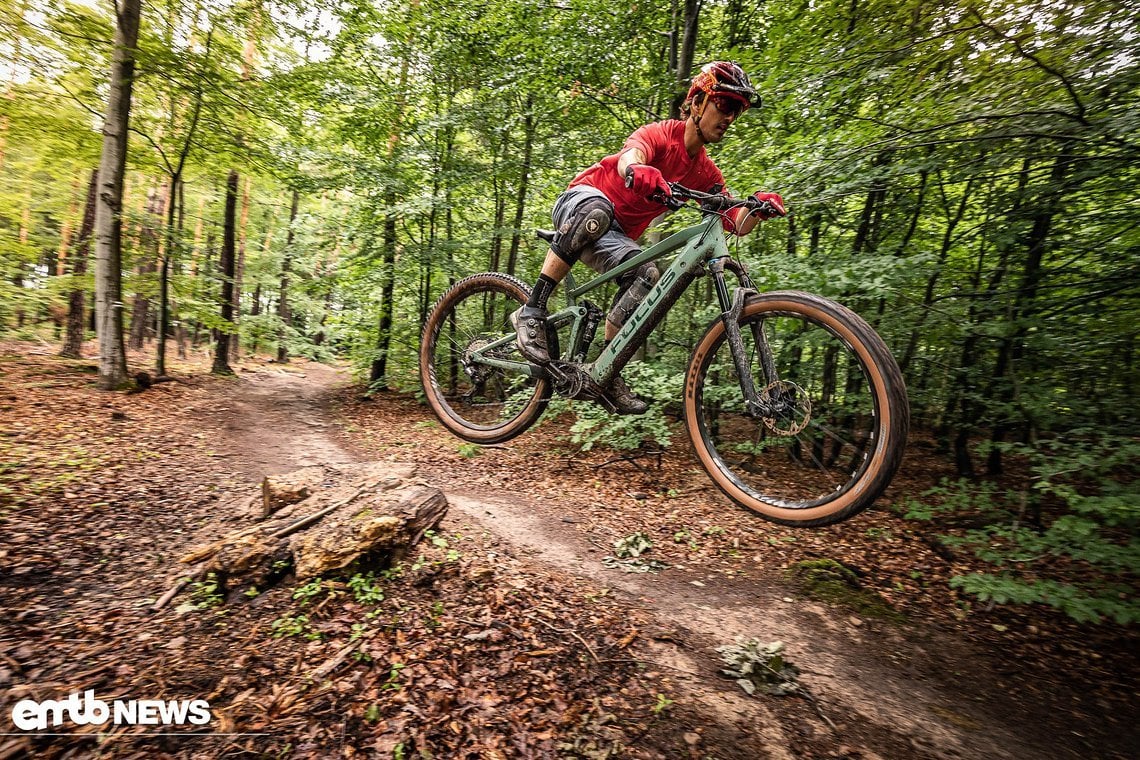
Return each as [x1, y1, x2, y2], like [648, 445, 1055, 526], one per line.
[370, 192, 398, 386]
[175, 177, 188, 359]
[851, 151, 892, 256]
[56, 173, 84, 276]
[230, 174, 252, 361]
[899, 171, 972, 373]
[941, 159, 1032, 472]
[129, 185, 163, 349]
[369, 3, 417, 388]
[488, 131, 508, 272]
[156, 175, 180, 375]
[13, 195, 31, 327]
[670, 0, 701, 118]
[985, 147, 1074, 475]
[213, 170, 238, 374]
[61, 170, 99, 358]
[276, 188, 300, 362]
[94, 0, 142, 390]
[505, 95, 535, 278]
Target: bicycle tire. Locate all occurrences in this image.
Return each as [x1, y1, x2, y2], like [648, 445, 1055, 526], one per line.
[684, 290, 909, 527]
[420, 273, 552, 444]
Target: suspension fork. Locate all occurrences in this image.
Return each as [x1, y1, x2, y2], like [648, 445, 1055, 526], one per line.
[709, 258, 778, 418]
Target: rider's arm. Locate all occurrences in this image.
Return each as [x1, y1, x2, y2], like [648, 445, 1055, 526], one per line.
[726, 205, 760, 236]
[616, 147, 648, 179]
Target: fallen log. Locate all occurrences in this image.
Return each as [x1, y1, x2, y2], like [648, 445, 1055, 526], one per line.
[172, 462, 447, 600]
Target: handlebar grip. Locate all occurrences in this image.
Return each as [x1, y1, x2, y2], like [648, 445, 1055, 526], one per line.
[624, 166, 634, 189]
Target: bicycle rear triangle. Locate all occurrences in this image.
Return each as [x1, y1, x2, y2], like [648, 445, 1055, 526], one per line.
[419, 184, 909, 527]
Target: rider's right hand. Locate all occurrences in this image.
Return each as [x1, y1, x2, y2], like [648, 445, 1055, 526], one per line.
[625, 164, 672, 199]
[750, 191, 786, 219]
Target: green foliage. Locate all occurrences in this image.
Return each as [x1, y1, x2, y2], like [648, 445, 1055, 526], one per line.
[347, 572, 386, 606]
[292, 577, 329, 604]
[271, 614, 321, 640]
[907, 435, 1140, 625]
[456, 442, 481, 459]
[568, 363, 683, 452]
[190, 572, 224, 609]
[604, 532, 668, 573]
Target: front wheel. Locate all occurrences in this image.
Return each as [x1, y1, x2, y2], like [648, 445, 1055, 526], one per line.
[420, 273, 551, 444]
[684, 291, 909, 527]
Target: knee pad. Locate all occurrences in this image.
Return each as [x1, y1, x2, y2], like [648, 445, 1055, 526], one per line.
[608, 262, 660, 328]
[552, 197, 613, 265]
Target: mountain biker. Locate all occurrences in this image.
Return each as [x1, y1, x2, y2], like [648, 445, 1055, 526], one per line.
[511, 61, 787, 415]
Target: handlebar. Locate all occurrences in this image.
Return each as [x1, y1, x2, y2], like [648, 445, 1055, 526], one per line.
[650, 183, 781, 218]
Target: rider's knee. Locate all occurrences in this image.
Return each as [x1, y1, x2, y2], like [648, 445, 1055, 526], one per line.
[608, 262, 660, 328]
[552, 197, 613, 265]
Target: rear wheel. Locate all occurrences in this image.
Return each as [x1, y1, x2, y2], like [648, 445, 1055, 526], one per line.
[420, 273, 551, 443]
[684, 291, 909, 527]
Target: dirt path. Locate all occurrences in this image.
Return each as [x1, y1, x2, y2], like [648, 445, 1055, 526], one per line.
[204, 363, 1073, 760]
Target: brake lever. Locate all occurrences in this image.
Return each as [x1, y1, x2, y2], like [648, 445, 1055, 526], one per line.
[649, 190, 686, 211]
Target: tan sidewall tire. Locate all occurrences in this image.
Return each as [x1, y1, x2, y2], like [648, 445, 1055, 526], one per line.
[419, 273, 550, 444]
[684, 291, 908, 527]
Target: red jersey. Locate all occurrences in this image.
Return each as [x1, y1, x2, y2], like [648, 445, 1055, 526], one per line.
[568, 119, 725, 240]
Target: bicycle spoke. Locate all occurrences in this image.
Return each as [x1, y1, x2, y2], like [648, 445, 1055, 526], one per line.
[692, 306, 883, 508]
[421, 274, 549, 441]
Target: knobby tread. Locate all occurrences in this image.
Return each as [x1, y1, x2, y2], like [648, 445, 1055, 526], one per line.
[419, 273, 551, 444]
[685, 290, 910, 527]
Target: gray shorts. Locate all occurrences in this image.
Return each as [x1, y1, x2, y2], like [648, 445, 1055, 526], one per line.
[552, 186, 640, 274]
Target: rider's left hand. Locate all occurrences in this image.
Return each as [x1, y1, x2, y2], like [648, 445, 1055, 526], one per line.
[752, 191, 786, 219]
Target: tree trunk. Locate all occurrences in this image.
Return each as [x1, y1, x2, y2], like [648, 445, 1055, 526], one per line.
[94, 0, 142, 390]
[370, 191, 397, 387]
[213, 170, 239, 374]
[899, 170, 971, 373]
[157, 175, 181, 375]
[985, 147, 1075, 475]
[175, 176, 188, 360]
[851, 151, 892, 256]
[670, 0, 701, 118]
[128, 185, 163, 350]
[230, 174, 252, 362]
[488, 130, 508, 272]
[55, 173, 84, 276]
[505, 94, 534, 278]
[61, 169, 99, 358]
[276, 187, 300, 362]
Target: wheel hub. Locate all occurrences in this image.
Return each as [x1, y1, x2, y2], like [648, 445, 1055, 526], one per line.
[759, 380, 811, 435]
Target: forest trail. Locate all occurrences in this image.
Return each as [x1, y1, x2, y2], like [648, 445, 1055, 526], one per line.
[210, 363, 1060, 760]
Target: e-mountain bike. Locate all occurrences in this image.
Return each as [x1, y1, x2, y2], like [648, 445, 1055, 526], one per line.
[419, 185, 909, 527]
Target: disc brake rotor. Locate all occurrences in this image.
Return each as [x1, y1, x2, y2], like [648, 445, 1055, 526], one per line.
[760, 380, 811, 436]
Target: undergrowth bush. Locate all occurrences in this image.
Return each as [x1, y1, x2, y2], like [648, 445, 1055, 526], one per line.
[905, 433, 1139, 625]
[565, 362, 684, 452]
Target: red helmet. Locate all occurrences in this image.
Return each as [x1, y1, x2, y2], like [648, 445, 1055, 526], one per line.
[686, 61, 760, 111]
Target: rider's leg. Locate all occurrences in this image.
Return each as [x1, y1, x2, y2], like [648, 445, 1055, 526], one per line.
[581, 241, 654, 416]
[513, 190, 612, 365]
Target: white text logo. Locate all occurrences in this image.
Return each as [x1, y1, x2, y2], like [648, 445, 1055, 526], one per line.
[11, 690, 211, 731]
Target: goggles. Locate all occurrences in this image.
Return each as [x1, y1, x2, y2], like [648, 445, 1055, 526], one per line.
[709, 93, 748, 118]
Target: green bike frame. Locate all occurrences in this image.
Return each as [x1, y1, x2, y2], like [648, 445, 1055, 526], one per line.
[467, 212, 739, 389]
